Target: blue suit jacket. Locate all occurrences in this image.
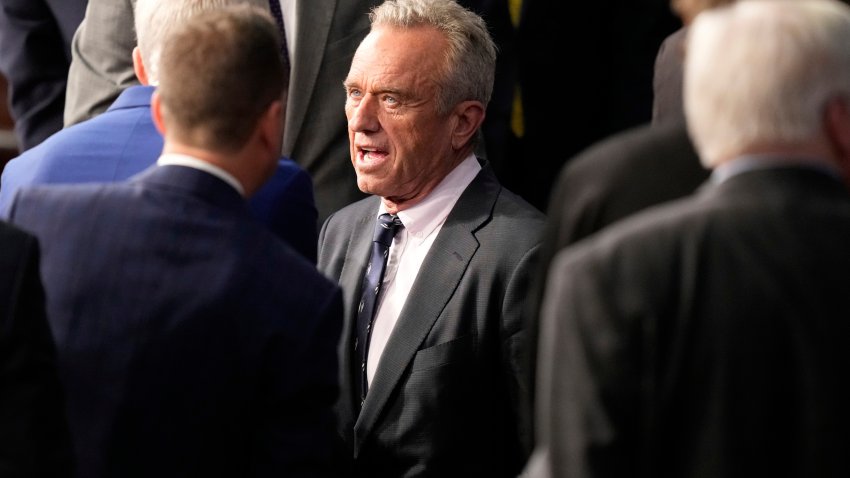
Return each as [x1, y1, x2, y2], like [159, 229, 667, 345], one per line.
[8, 165, 343, 478]
[0, 85, 318, 262]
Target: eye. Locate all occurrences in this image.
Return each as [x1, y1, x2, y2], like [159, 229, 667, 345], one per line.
[383, 95, 398, 106]
[348, 88, 362, 99]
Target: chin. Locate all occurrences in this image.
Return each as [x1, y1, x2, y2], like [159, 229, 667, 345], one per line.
[356, 178, 377, 196]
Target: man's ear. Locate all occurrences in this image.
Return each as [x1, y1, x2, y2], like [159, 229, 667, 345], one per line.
[132, 47, 150, 86]
[450, 100, 486, 150]
[258, 99, 284, 156]
[150, 91, 166, 136]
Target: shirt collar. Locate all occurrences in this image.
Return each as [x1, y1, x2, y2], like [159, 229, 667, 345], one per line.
[712, 153, 843, 185]
[157, 153, 245, 196]
[378, 154, 481, 240]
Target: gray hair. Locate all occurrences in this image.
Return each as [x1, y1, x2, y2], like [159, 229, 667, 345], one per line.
[369, 0, 497, 115]
[685, 0, 850, 166]
[134, 0, 268, 83]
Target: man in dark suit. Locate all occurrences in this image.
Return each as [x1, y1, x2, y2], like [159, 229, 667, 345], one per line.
[9, 7, 342, 477]
[0, 0, 318, 262]
[0, 0, 87, 151]
[318, 1, 545, 475]
[521, 123, 707, 437]
[494, 0, 681, 211]
[524, 1, 850, 476]
[0, 221, 72, 477]
[64, 0, 383, 224]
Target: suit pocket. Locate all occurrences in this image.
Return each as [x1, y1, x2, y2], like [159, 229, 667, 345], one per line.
[410, 335, 472, 373]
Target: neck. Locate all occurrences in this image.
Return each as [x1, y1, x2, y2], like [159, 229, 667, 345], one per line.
[381, 151, 471, 214]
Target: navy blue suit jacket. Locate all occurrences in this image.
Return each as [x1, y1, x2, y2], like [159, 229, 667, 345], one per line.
[0, 221, 72, 477]
[8, 165, 343, 478]
[0, 0, 87, 150]
[0, 85, 319, 262]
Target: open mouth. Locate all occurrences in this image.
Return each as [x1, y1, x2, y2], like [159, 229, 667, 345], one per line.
[358, 147, 389, 164]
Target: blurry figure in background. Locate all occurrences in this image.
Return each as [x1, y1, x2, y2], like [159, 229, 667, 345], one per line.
[525, 1, 850, 476]
[494, 0, 681, 211]
[652, 0, 736, 126]
[0, 0, 87, 151]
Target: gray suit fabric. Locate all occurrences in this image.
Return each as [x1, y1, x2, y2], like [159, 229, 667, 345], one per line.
[64, 0, 137, 126]
[63, 0, 382, 223]
[527, 166, 850, 478]
[651, 27, 687, 127]
[318, 164, 545, 477]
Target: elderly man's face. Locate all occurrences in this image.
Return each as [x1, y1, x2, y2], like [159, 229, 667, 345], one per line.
[344, 25, 459, 210]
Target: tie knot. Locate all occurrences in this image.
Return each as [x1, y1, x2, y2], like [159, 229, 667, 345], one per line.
[373, 213, 403, 246]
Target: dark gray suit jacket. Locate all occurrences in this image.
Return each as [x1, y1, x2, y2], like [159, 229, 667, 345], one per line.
[318, 164, 544, 477]
[527, 166, 850, 478]
[64, 0, 383, 223]
[524, 122, 708, 440]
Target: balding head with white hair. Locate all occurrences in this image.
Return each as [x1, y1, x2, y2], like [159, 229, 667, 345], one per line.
[685, 0, 850, 179]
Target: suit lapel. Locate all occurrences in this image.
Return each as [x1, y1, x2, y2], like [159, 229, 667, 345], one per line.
[284, 0, 336, 153]
[353, 166, 501, 450]
[337, 200, 380, 433]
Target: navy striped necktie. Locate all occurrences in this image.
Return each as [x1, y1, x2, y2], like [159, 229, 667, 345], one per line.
[354, 213, 403, 409]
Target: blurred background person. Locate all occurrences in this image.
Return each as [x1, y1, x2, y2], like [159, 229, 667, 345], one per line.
[652, 0, 737, 126]
[0, 0, 87, 151]
[525, 0, 850, 476]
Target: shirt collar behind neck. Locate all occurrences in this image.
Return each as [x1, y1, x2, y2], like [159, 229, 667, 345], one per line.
[157, 153, 245, 196]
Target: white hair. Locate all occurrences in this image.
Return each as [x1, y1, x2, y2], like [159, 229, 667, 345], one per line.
[685, 0, 850, 166]
[134, 0, 268, 83]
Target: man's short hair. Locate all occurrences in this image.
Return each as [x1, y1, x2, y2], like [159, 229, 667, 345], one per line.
[685, 0, 850, 166]
[369, 0, 497, 116]
[157, 5, 286, 152]
[134, 0, 268, 83]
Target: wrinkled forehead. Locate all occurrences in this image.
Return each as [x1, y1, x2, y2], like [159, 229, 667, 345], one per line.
[352, 25, 448, 79]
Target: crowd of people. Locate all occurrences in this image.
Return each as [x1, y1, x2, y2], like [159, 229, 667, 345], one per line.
[1, 0, 850, 476]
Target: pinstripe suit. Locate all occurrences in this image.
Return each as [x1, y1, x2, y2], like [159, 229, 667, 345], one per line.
[9, 165, 343, 478]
